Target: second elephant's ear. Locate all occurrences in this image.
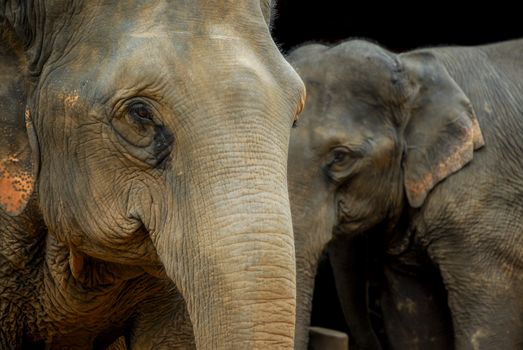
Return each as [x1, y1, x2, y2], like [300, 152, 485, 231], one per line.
[399, 52, 484, 208]
[0, 42, 39, 216]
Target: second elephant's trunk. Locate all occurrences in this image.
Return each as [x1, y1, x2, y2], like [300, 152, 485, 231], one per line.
[290, 193, 336, 350]
[295, 254, 322, 350]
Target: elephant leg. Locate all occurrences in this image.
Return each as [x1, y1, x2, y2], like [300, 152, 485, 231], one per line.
[431, 227, 523, 350]
[439, 261, 523, 349]
[328, 234, 382, 350]
[380, 263, 453, 350]
[128, 284, 195, 350]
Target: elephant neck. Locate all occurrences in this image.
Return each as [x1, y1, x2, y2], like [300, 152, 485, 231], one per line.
[27, 234, 166, 345]
[384, 208, 434, 274]
[0, 198, 45, 343]
[0, 202, 167, 345]
[0, 196, 46, 282]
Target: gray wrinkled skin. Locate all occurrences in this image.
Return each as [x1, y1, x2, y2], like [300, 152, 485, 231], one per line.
[0, 1, 305, 349]
[288, 39, 523, 350]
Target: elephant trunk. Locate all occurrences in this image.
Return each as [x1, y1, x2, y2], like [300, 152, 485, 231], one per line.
[153, 128, 297, 348]
[289, 182, 336, 349]
[181, 213, 296, 349]
[295, 254, 321, 350]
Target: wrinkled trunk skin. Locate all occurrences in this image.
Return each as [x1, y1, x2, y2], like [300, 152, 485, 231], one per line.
[164, 159, 295, 349]
[153, 117, 298, 348]
[140, 22, 303, 346]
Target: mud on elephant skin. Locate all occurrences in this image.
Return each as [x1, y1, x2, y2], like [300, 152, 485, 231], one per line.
[0, 1, 306, 348]
[287, 39, 523, 349]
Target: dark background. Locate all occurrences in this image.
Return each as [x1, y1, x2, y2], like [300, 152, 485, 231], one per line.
[272, 1, 523, 54]
[270, 0, 523, 341]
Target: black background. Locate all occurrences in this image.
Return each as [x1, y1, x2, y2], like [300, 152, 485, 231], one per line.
[272, 1, 523, 54]
[270, 0, 523, 340]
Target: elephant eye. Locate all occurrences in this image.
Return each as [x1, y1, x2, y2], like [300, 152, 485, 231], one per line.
[332, 149, 348, 163]
[111, 99, 174, 167]
[129, 102, 154, 122]
[328, 147, 352, 167]
[325, 146, 363, 183]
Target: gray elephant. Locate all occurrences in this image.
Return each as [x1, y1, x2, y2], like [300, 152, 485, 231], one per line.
[0, 1, 306, 348]
[287, 39, 523, 349]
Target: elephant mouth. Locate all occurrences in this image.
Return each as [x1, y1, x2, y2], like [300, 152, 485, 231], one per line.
[337, 200, 348, 215]
[335, 200, 365, 234]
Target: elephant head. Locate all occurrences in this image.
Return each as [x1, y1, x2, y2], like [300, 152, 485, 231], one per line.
[287, 40, 483, 348]
[0, 1, 305, 348]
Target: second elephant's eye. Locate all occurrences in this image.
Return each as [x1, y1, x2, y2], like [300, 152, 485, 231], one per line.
[332, 149, 348, 163]
[325, 146, 362, 184]
[328, 147, 352, 168]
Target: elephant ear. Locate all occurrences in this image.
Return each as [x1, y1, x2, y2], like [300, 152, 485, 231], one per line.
[0, 39, 38, 216]
[400, 52, 484, 208]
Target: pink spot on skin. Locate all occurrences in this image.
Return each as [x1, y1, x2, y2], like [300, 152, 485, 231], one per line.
[0, 162, 33, 214]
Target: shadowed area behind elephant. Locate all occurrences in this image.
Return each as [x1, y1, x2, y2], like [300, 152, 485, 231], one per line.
[287, 38, 523, 350]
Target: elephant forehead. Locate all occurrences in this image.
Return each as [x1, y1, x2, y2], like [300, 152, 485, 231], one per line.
[309, 109, 385, 147]
[64, 4, 275, 91]
[311, 124, 364, 146]
[70, 32, 266, 102]
[129, 25, 240, 41]
[85, 1, 268, 37]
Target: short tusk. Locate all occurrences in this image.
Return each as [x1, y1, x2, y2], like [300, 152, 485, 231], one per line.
[293, 87, 307, 127]
[69, 248, 85, 280]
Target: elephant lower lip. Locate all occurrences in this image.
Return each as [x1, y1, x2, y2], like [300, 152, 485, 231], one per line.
[337, 200, 349, 215]
[336, 201, 357, 224]
[332, 225, 346, 237]
[335, 220, 362, 235]
[336, 201, 365, 234]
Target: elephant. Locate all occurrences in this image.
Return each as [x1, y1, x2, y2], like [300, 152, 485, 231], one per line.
[287, 39, 523, 349]
[0, 1, 306, 348]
